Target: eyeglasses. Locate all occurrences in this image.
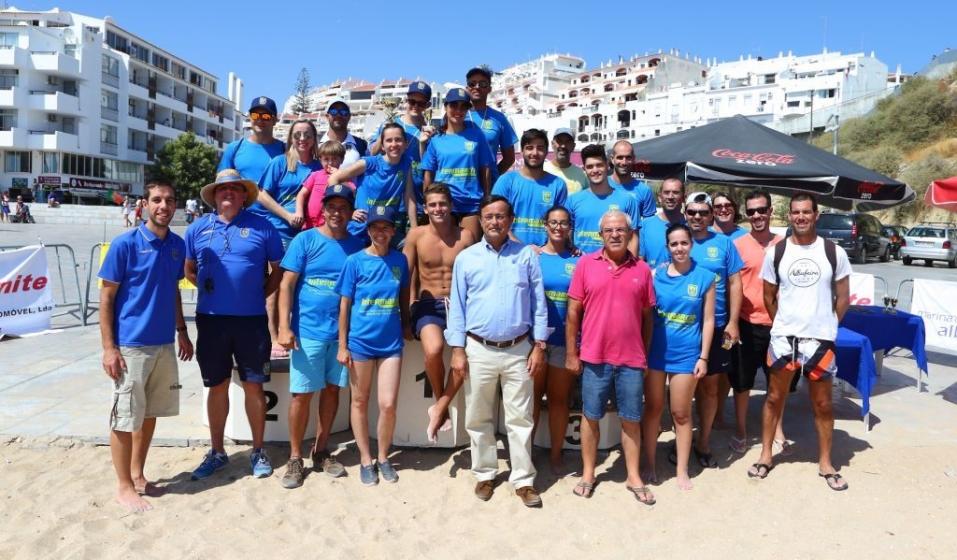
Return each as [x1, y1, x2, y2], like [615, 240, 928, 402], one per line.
[713, 203, 734, 211]
[467, 81, 490, 89]
[685, 209, 712, 217]
[600, 227, 629, 235]
[546, 220, 571, 228]
[250, 112, 274, 121]
[327, 108, 350, 117]
[292, 131, 315, 140]
[407, 98, 429, 108]
[745, 206, 771, 216]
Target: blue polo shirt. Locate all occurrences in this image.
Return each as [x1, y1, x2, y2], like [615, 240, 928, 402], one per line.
[370, 119, 426, 213]
[492, 170, 568, 246]
[610, 176, 657, 218]
[335, 249, 410, 357]
[185, 210, 283, 316]
[281, 229, 365, 342]
[566, 187, 641, 254]
[539, 251, 579, 346]
[258, 155, 324, 242]
[467, 107, 518, 179]
[98, 225, 186, 347]
[347, 154, 412, 236]
[690, 231, 744, 327]
[420, 123, 495, 213]
[639, 214, 686, 268]
[218, 137, 286, 216]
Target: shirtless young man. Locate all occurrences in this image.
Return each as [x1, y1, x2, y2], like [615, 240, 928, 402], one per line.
[403, 183, 477, 443]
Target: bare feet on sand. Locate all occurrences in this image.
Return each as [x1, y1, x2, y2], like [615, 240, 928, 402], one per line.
[133, 478, 166, 497]
[117, 486, 152, 513]
[676, 474, 694, 491]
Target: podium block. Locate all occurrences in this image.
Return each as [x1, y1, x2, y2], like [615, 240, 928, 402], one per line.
[202, 361, 350, 443]
[366, 343, 469, 448]
[497, 399, 622, 451]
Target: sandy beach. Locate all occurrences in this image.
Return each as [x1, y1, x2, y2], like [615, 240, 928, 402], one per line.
[3, 368, 957, 560]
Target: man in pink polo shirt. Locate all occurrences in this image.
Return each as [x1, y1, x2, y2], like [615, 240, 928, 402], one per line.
[565, 209, 656, 505]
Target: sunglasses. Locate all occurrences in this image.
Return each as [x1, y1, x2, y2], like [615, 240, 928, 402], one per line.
[327, 108, 350, 117]
[250, 112, 274, 121]
[407, 98, 429, 108]
[467, 81, 490, 88]
[745, 206, 771, 216]
[713, 203, 734, 211]
[293, 131, 315, 140]
[686, 209, 712, 217]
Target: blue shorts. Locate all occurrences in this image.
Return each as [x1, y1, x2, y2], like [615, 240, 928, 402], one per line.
[351, 351, 402, 362]
[290, 338, 348, 393]
[196, 313, 270, 387]
[411, 298, 447, 338]
[581, 362, 644, 422]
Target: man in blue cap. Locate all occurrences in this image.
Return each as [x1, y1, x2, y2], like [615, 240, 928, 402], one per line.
[465, 67, 518, 181]
[319, 100, 368, 167]
[218, 96, 286, 198]
[370, 81, 433, 222]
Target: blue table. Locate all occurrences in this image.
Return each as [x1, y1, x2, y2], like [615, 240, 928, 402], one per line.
[840, 305, 929, 389]
[835, 327, 878, 425]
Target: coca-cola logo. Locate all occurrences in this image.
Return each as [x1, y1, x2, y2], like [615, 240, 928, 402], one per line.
[857, 182, 883, 194]
[632, 159, 652, 174]
[712, 148, 795, 167]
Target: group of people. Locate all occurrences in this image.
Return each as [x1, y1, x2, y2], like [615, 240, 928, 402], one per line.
[99, 67, 853, 513]
[121, 195, 147, 228]
[1, 191, 34, 223]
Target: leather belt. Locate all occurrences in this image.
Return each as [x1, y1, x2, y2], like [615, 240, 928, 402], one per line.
[467, 331, 528, 349]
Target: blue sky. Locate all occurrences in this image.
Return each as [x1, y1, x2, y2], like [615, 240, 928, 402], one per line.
[14, 0, 956, 106]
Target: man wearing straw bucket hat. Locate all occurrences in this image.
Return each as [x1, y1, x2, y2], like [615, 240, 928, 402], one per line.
[185, 168, 284, 481]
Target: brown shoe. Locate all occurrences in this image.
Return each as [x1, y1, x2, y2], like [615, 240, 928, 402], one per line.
[474, 480, 495, 501]
[516, 486, 542, 508]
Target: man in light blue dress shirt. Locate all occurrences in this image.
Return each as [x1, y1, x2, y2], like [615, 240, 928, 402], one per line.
[445, 194, 549, 507]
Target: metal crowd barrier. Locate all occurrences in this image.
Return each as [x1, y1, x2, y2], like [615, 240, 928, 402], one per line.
[0, 244, 84, 326]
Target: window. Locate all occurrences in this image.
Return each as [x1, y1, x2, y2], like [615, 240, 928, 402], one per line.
[0, 68, 17, 89]
[4, 151, 31, 173]
[129, 42, 149, 63]
[189, 70, 202, 87]
[101, 55, 119, 77]
[100, 89, 118, 110]
[151, 53, 169, 72]
[0, 108, 16, 130]
[42, 152, 58, 173]
[0, 32, 19, 49]
[106, 30, 129, 53]
[172, 62, 186, 80]
[100, 125, 117, 145]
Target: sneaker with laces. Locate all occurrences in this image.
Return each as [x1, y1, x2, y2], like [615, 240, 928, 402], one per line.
[312, 449, 346, 478]
[280, 457, 305, 489]
[251, 448, 273, 478]
[359, 462, 378, 486]
[191, 449, 229, 480]
[378, 460, 399, 483]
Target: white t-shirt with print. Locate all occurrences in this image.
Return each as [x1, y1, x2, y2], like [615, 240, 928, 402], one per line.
[760, 237, 852, 341]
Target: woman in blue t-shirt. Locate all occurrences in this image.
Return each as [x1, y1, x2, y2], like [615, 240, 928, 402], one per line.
[327, 123, 416, 242]
[258, 119, 323, 244]
[642, 223, 715, 491]
[420, 88, 494, 241]
[536, 205, 580, 475]
[335, 206, 410, 486]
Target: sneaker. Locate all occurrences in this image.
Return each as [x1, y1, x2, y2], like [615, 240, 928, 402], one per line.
[378, 460, 399, 483]
[280, 457, 305, 489]
[191, 449, 229, 480]
[312, 449, 346, 478]
[359, 462, 378, 486]
[251, 448, 273, 478]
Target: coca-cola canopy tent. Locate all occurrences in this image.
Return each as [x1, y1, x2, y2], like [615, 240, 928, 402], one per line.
[925, 176, 957, 213]
[631, 115, 915, 211]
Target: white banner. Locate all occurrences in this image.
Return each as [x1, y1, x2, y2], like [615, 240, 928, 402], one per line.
[911, 278, 957, 352]
[849, 272, 875, 305]
[0, 246, 55, 337]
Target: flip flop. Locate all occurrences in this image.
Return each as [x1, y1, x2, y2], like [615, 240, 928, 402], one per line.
[819, 472, 848, 491]
[573, 480, 595, 498]
[729, 436, 748, 454]
[626, 485, 656, 506]
[694, 447, 718, 469]
[747, 462, 772, 479]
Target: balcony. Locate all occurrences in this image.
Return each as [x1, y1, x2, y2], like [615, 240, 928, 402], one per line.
[126, 148, 149, 163]
[28, 91, 81, 115]
[128, 81, 149, 99]
[101, 106, 119, 122]
[101, 72, 119, 88]
[27, 129, 78, 151]
[30, 52, 81, 77]
[100, 141, 118, 155]
[0, 46, 29, 68]
[0, 86, 26, 108]
[0, 127, 27, 148]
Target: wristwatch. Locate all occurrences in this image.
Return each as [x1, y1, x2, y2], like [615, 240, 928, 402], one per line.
[533, 340, 547, 350]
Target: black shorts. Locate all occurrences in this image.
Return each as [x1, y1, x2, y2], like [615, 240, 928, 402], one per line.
[411, 298, 447, 339]
[706, 325, 731, 375]
[730, 320, 799, 393]
[196, 313, 271, 387]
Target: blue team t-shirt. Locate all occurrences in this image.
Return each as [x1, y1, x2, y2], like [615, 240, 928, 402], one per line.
[467, 107, 518, 179]
[610, 177, 657, 219]
[370, 120, 426, 213]
[491, 171, 568, 246]
[334, 249, 410, 357]
[648, 262, 716, 373]
[420, 123, 495, 213]
[566, 188, 641, 254]
[690, 231, 744, 327]
[185, 210, 284, 316]
[347, 154, 412, 236]
[639, 215, 686, 268]
[98, 225, 186, 347]
[280, 229, 365, 342]
[539, 251, 579, 347]
[218, 137, 286, 216]
[258, 155, 323, 242]
[712, 224, 748, 240]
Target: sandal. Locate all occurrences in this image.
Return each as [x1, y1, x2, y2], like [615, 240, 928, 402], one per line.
[819, 472, 848, 491]
[694, 447, 718, 469]
[747, 462, 772, 479]
[729, 436, 748, 454]
[626, 485, 656, 506]
[573, 480, 595, 498]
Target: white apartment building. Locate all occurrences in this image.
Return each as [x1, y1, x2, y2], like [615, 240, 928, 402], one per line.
[486, 54, 586, 116]
[0, 7, 242, 201]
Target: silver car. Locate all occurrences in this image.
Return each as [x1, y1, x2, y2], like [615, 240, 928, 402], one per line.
[901, 224, 957, 268]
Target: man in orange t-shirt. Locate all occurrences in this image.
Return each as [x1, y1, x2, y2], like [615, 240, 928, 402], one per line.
[729, 190, 793, 456]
